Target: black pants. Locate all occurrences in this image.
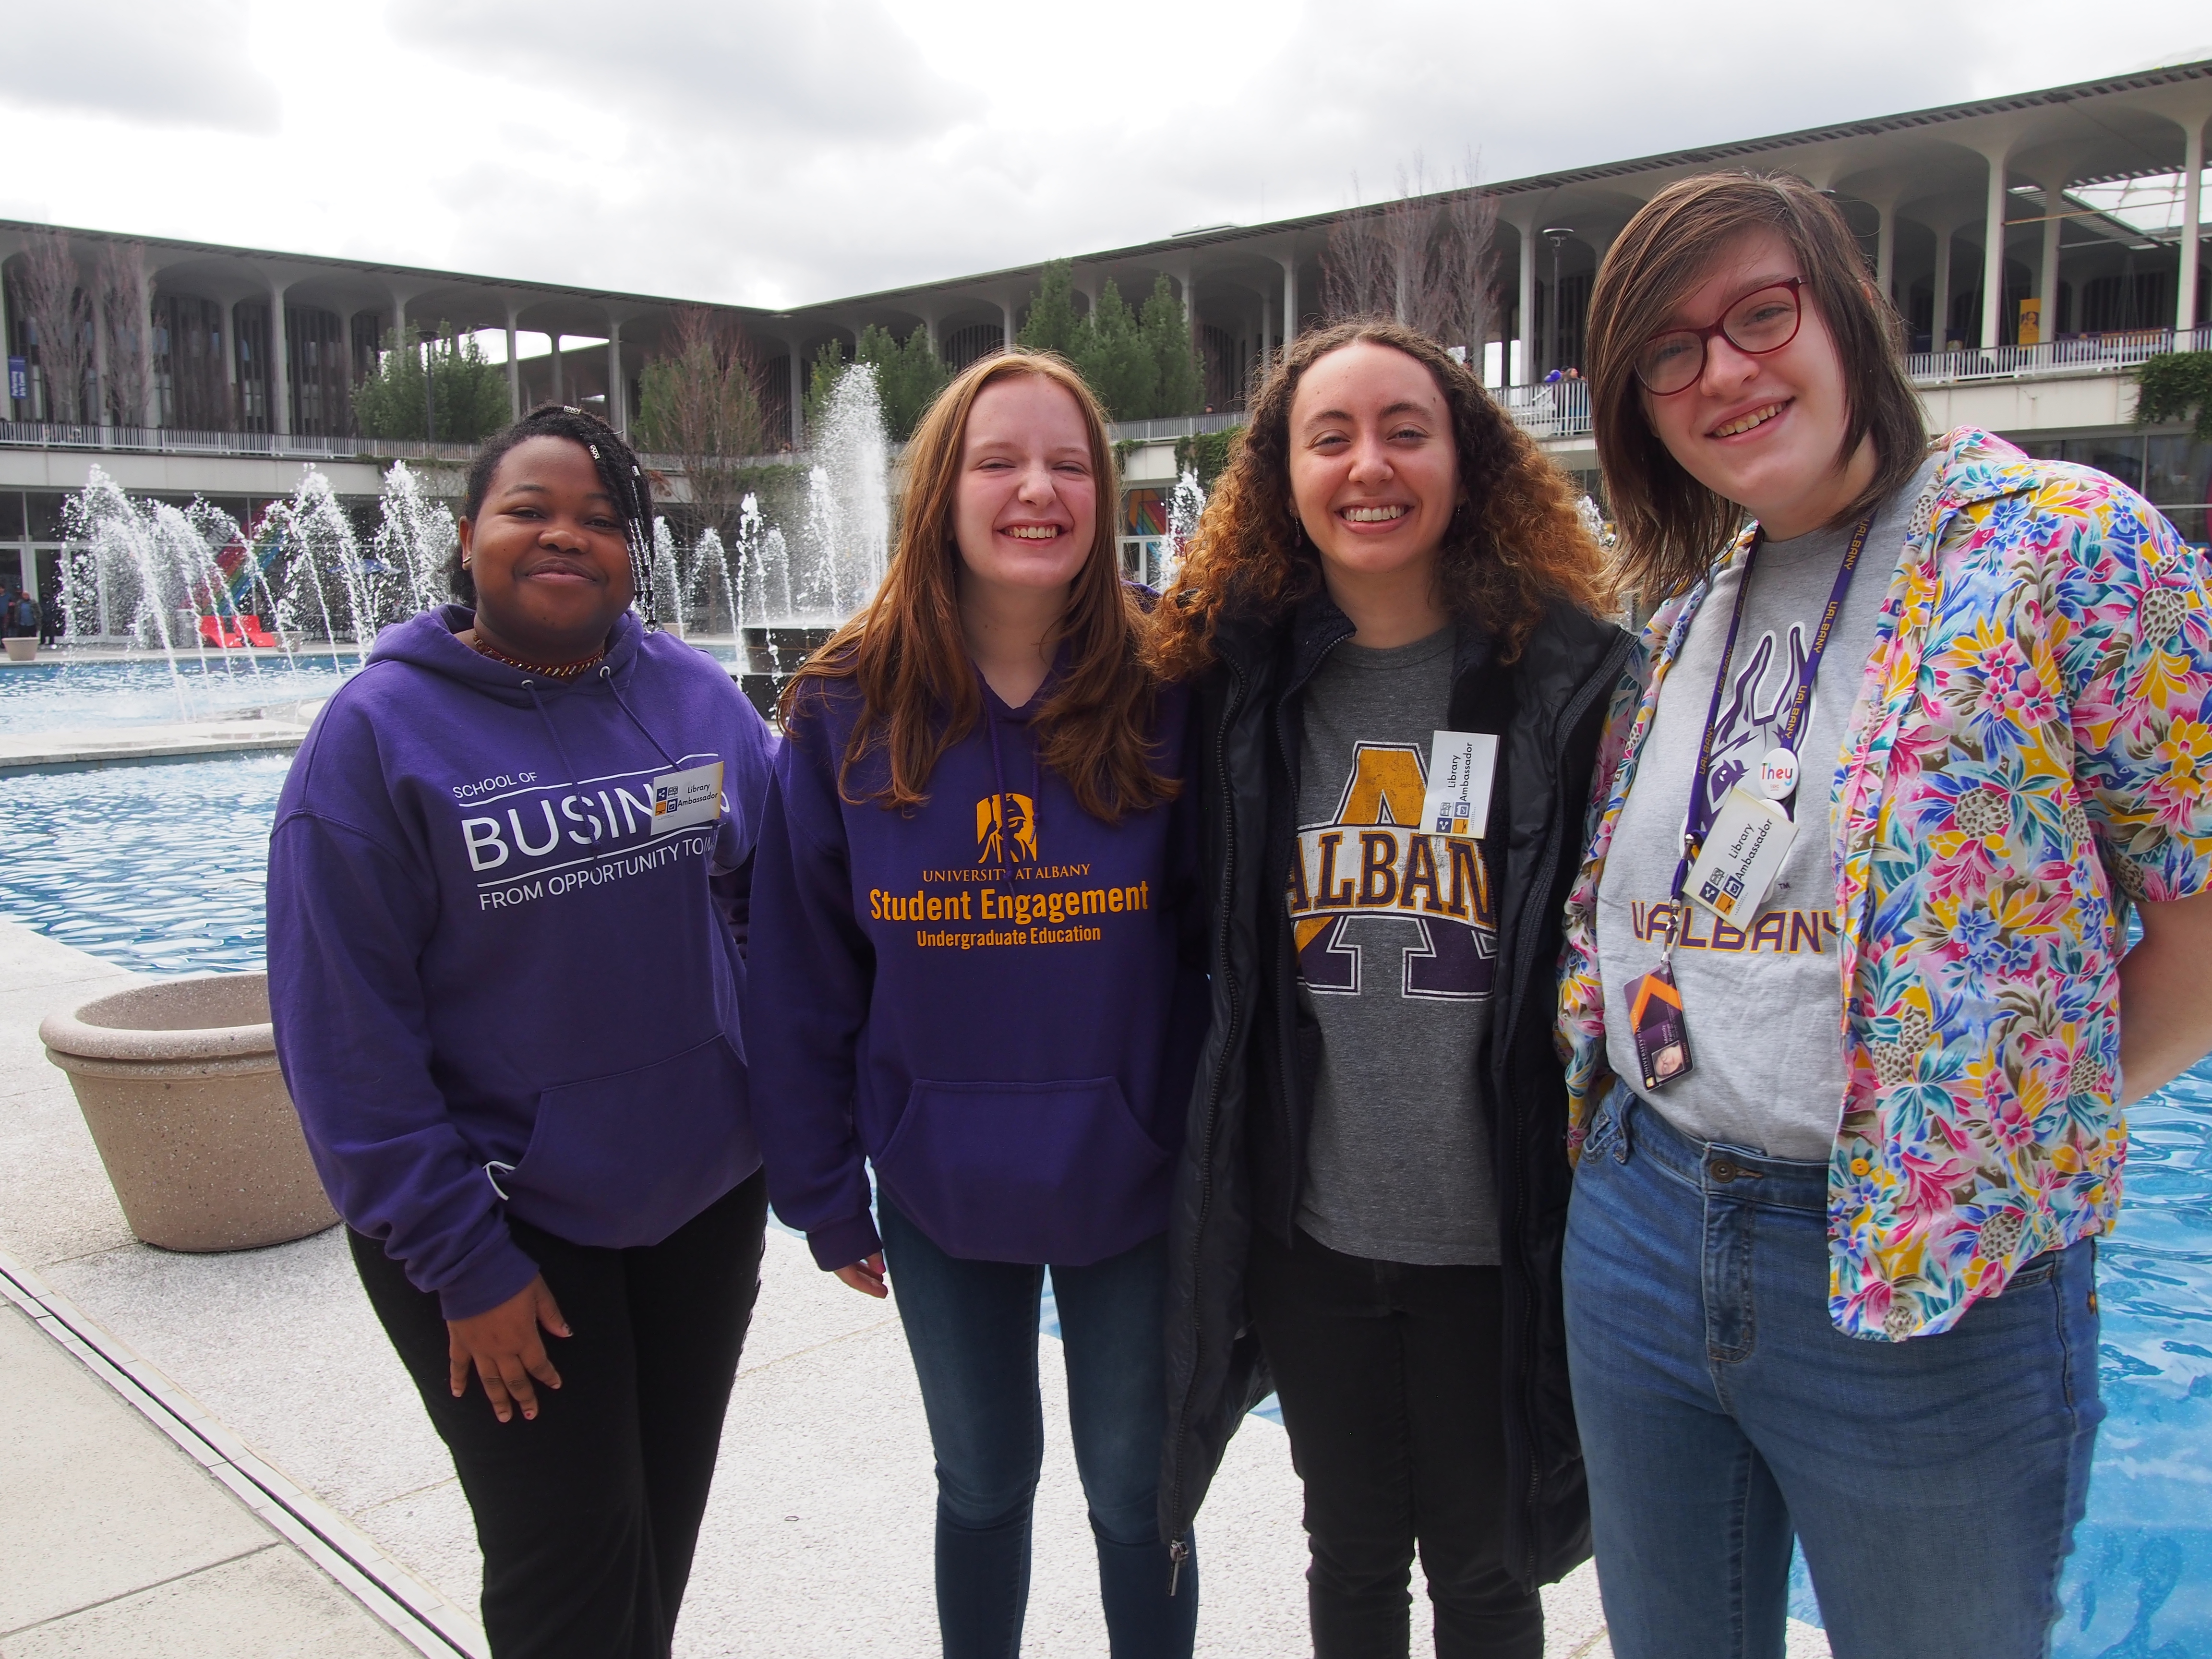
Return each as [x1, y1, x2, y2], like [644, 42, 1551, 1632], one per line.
[350, 1171, 768, 1659]
[1248, 1226, 1541, 1659]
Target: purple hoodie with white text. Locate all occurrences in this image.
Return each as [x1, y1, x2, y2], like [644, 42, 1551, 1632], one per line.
[267, 607, 775, 1319]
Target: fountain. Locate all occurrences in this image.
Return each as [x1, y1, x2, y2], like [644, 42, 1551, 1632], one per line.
[48, 364, 893, 723]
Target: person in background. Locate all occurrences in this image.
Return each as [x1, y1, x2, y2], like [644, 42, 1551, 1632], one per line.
[39, 592, 60, 646]
[1151, 319, 1625, 1659]
[267, 405, 776, 1659]
[747, 350, 1205, 1659]
[1560, 170, 2212, 1659]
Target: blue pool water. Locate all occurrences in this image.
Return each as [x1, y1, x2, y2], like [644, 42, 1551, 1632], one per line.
[0, 748, 2201, 1642]
[0, 654, 359, 733]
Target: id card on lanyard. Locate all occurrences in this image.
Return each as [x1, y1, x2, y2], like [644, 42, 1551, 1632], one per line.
[1621, 514, 1871, 1092]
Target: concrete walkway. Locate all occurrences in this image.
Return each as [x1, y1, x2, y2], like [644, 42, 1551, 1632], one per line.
[0, 915, 1828, 1656]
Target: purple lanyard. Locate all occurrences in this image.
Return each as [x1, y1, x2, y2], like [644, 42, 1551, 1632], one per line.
[1668, 515, 1873, 904]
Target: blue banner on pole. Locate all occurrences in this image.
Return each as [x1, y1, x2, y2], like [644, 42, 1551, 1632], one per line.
[6, 357, 24, 402]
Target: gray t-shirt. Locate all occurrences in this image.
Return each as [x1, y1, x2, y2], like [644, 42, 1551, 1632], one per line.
[1289, 627, 1499, 1265]
[1596, 454, 1939, 1158]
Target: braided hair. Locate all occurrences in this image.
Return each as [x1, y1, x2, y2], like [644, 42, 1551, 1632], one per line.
[452, 404, 658, 625]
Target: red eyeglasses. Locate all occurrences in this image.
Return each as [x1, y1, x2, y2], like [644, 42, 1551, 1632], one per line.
[1634, 277, 1805, 396]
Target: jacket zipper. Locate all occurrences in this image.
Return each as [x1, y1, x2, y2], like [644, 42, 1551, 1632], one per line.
[1502, 629, 1632, 1583]
[1167, 655, 1248, 1593]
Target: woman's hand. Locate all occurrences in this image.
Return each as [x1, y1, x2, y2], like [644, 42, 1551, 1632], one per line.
[447, 1274, 571, 1422]
[834, 1253, 888, 1298]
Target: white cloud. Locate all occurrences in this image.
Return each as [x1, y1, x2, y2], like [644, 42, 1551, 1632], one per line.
[2, 0, 280, 132]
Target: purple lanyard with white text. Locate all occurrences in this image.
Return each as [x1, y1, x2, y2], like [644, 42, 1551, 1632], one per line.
[1666, 514, 1873, 906]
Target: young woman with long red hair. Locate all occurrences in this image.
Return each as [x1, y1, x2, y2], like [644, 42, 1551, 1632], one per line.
[746, 351, 1205, 1658]
[1151, 320, 1625, 1658]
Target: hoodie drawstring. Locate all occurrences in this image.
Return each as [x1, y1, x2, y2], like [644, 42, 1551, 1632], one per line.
[602, 664, 681, 771]
[519, 681, 586, 790]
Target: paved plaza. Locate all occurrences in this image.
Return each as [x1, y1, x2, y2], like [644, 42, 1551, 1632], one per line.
[0, 914, 1829, 1657]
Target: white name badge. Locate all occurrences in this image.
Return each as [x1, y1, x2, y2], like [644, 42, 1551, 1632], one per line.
[1423, 730, 1499, 839]
[650, 760, 724, 836]
[1685, 786, 1797, 923]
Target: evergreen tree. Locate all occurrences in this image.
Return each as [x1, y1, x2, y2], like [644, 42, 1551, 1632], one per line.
[354, 326, 510, 442]
[1141, 275, 1204, 417]
[800, 339, 848, 439]
[1071, 278, 1156, 422]
[1017, 260, 1083, 359]
[856, 322, 950, 441]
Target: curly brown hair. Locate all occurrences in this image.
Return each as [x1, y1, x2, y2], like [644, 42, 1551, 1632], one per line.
[779, 349, 1177, 824]
[1147, 319, 1613, 680]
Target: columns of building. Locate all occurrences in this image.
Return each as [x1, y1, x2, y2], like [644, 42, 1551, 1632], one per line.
[2182, 118, 2206, 335]
[999, 296, 1016, 352]
[1929, 220, 1956, 351]
[92, 285, 111, 432]
[1977, 145, 2013, 351]
[785, 337, 805, 447]
[1277, 252, 1298, 353]
[268, 276, 291, 437]
[605, 315, 625, 435]
[2037, 177, 2066, 344]
[504, 301, 521, 419]
[1874, 199, 1897, 303]
[1514, 217, 1538, 386]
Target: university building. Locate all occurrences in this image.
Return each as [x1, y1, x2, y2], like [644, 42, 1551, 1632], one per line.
[3, 56, 2209, 601]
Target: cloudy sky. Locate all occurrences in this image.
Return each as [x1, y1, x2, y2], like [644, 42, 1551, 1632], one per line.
[5, 0, 2210, 311]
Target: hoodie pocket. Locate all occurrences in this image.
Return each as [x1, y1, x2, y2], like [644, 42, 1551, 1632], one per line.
[875, 1077, 1170, 1266]
[505, 1033, 753, 1249]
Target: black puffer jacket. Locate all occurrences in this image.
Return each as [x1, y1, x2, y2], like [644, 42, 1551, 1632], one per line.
[1159, 589, 1630, 1591]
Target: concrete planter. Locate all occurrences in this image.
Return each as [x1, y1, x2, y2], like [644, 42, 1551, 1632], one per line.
[3, 637, 37, 662]
[40, 974, 338, 1251]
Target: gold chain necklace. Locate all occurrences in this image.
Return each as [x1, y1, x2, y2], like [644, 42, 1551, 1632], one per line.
[468, 633, 607, 679]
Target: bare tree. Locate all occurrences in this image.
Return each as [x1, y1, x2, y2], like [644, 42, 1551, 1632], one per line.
[18, 230, 91, 425]
[1322, 180, 1396, 320]
[1322, 156, 1501, 369]
[98, 241, 153, 428]
[635, 306, 772, 538]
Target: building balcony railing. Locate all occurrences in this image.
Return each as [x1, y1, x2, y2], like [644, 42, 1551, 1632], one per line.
[1904, 325, 2211, 386]
[0, 420, 480, 465]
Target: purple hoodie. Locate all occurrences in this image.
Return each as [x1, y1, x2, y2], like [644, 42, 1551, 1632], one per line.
[745, 667, 1205, 1273]
[267, 607, 775, 1319]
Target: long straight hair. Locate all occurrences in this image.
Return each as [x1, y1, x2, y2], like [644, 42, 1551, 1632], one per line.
[1586, 172, 1928, 602]
[780, 350, 1177, 822]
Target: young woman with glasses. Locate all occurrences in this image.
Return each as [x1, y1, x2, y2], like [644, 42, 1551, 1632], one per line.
[1560, 171, 2212, 1659]
[1151, 320, 1624, 1658]
[745, 351, 1206, 1658]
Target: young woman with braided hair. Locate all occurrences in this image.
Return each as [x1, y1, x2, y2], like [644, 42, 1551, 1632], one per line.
[268, 405, 776, 1658]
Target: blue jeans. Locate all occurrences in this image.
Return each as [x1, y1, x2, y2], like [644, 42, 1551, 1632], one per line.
[1562, 1083, 2102, 1659]
[879, 1202, 1197, 1659]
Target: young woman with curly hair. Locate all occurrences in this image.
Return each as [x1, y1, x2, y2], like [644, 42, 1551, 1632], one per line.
[1153, 320, 1626, 1658]
[746, 350, 1207, 1658]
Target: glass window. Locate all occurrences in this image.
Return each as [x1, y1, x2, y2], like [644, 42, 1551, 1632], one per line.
[2066, 437, 2143, 492]
[27, 492, 69, 541]
[0, 491, 24, 539]
[2158, 505, 2208, 547]
[2146, 436, 2212, 508]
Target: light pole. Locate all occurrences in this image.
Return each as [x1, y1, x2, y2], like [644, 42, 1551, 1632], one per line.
[1542, 228, 1575, 377]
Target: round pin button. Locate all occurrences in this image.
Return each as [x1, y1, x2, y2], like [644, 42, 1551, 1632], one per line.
[1757, 746, 1799, 801]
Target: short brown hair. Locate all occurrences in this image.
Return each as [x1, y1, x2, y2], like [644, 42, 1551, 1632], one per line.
[1148, 318, 1613, 679]
[780, 350, 1176, 823]
[1586, 172, 1927, 601]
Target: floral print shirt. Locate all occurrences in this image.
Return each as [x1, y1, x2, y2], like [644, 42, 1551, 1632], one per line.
[1557, 428, 2212, 1341]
